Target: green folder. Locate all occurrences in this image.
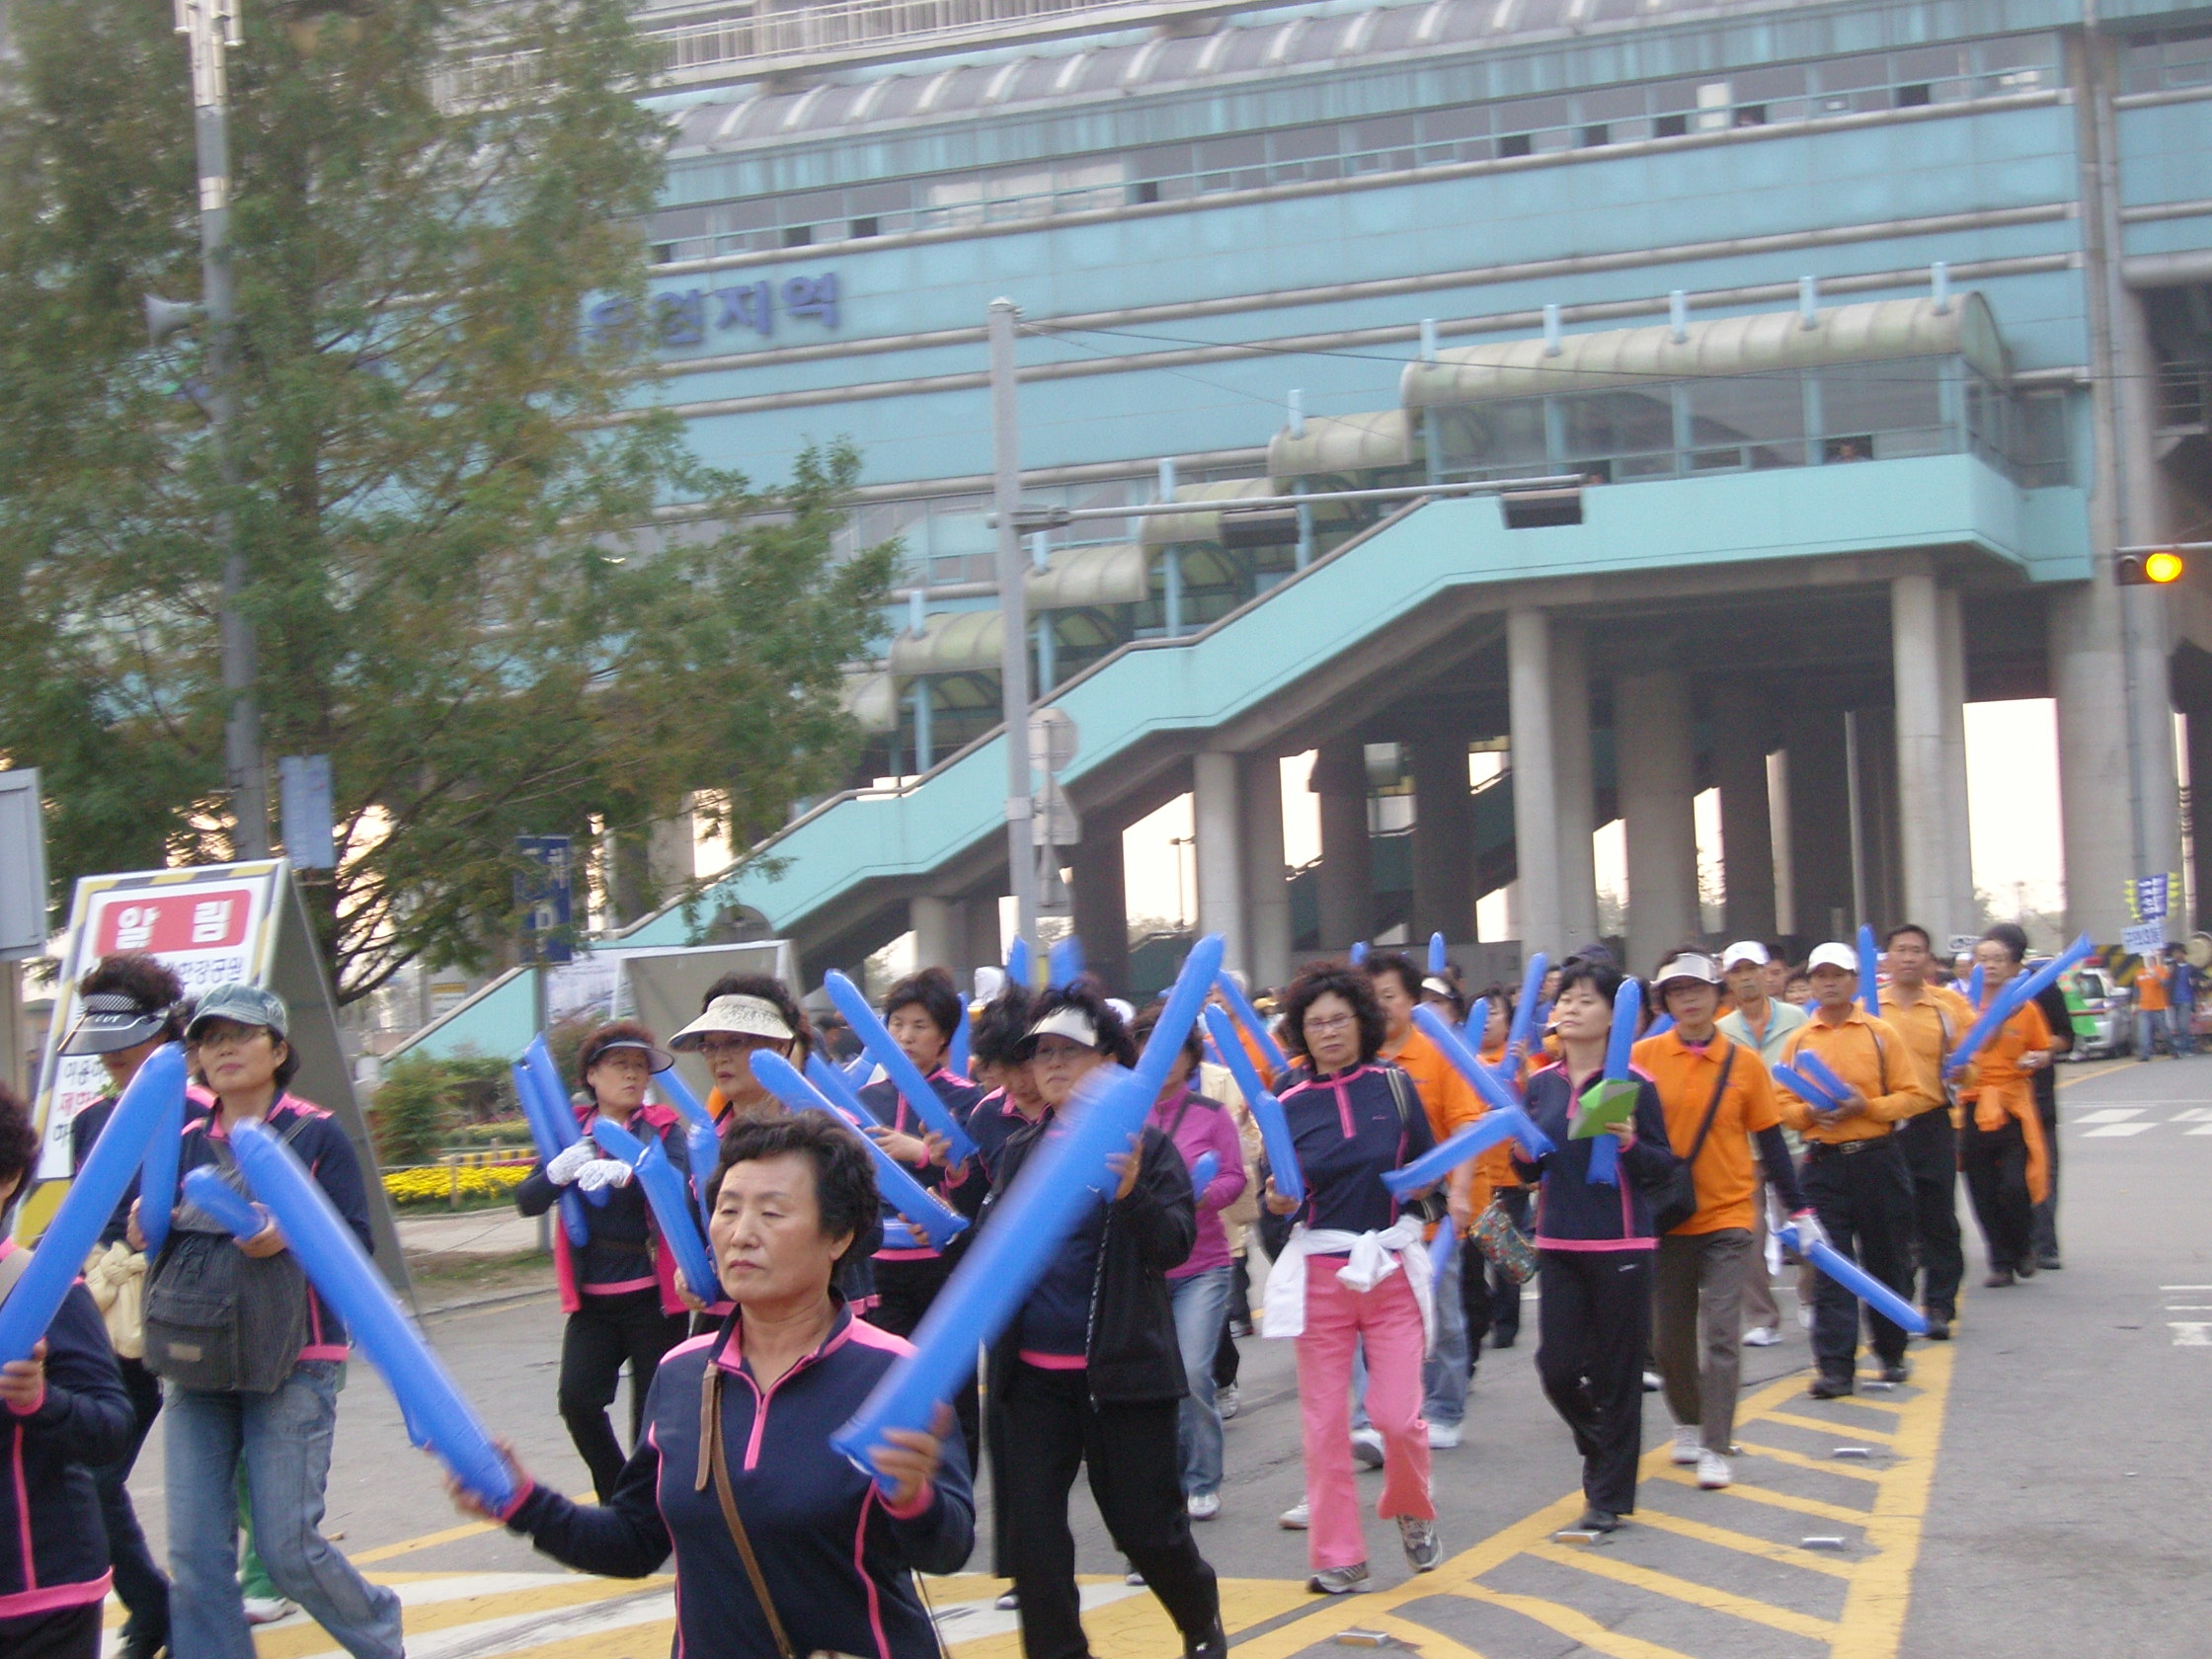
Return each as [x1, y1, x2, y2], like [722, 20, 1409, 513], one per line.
[1572, 1077, 1639, 1139]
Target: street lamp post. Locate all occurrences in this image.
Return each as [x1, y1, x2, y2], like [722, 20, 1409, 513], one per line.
[177, 0, 270, 858]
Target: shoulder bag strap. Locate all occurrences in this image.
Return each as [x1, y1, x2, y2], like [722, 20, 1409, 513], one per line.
[697, 1362, 798, 1659]
[1683, 1046, 1737, 1166]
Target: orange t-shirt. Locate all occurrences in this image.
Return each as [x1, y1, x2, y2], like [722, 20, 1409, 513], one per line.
[1631, 1028, 1780, 1233]
[2137, 963, 2172, 1012]
[1386, 1025, 1485, 1212]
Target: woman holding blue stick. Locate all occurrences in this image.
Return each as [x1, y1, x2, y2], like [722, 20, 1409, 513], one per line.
[1511, 957, 1679, 1535]
[514, 1020, 691, 1502]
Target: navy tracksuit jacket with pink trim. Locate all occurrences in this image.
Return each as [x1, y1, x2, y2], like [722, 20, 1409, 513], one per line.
[503, 1300, 974, 1658]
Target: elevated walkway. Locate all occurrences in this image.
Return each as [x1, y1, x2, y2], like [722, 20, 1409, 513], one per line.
[624, 450, 2082, 963]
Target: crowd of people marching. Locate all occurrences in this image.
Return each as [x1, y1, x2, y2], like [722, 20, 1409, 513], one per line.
[0, 918, 2092, 1659]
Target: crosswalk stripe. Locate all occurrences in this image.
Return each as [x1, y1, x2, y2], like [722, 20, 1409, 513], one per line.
[1455, 1583, 1701, 1659]
[1759, 1409, 1903, 1446]
[1730, 1440, 1887, 1482]
[1524, 1539, 1840, 1640]
[1647, 1465, 1872, 1524]
[1629, 1507, 1857, 1578]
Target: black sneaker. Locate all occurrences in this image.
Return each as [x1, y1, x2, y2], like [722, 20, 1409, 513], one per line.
[1563, 1506, 1620, 1535]
[1984, 1269, 2015, 1289]
[1184, 1619, 1229, 1659]
[2036, 1251, 2062, 1271]
[1880, 1360, 1912, 1384]
[1923, 1315, 1952, 1341]
[2014, 1257, 2037, 1280]
[1808, 1375, 1855, 1399]
[1492, 1329, 1518, 1350]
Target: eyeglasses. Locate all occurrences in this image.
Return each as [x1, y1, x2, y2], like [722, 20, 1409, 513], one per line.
[698, 1035, 776, 1058]
[1303, 1012, 1356, 1034]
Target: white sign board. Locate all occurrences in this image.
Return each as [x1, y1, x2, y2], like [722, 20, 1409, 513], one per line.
[2123, 922, 2165, 959]
[0, 769, 47, 961]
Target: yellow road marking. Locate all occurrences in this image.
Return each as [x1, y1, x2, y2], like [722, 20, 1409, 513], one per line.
[1630, 1507, 1856, 1577]
[1761, 1409, 1903, 1445]
[1733, 1440, 1886, 1481]
[346, 1492, 597, 1565]
[1375, 1611, 1492, 1659]
[1831, 1339, 1954, 1659]
[939, 1576, 1311, 1659]
[250, 1578, 671, 1659]
[1524, 1539, 1839, 1640]
[1825, 1391, 1910, 1416]
[1650, 1466, 1871, 1524]
[1455, 1583, 1700, 1659]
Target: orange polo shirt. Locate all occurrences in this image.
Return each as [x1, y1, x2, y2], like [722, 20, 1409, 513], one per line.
[1878, 984, 1977, 1111]
[1386, 1024, 1486, 1212]
[1959, 999, 2052, 1202]
[2137, 962, 2172, 1012]
[1631, 1028, 1779, 1233]
[1775, 1008, 1941, 1143]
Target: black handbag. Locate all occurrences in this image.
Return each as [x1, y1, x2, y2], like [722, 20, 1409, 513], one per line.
[1653, 1047, 1734, 1236]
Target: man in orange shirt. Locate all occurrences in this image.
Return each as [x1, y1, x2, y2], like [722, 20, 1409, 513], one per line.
[1636, 951, 1818, 1489]
[1774, 942, 1941, 1398]
[1963, 929, 2056, 1286]
[1367, 953, 1482, 1451]
[1877, 923, 1976, 1340]
[2134, 950, 2173, 1061]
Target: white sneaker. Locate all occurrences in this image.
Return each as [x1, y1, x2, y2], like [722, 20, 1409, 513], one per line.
[1351, 1427, 1385, 1468]
[1279, 1499, 1310, 1530]
[242, 1597, 296, 1626]
[1642, 1371, 1663, 1392]
[1743, 1325, 1781, 1347]
[1187, 1491, 1221, 1521]
[1697, 1450, 1732, 1489]
[1217, 1383, 1240, 1421]
[1670, 1424, 1700, 1466]
[1796, 1303, 1814, 1331]
[1426, 1422, 1462, 1450]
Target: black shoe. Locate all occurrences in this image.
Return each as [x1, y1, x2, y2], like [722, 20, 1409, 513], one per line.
[2036, 1251, 2062, 1271]
[1984, 1269, 2015, 1289]
[1923, 1315, 1952, 1341]
[1808, 1375, 1855, 1399]
[1880, 1360, 1912, 1384]
[120, 1635, 167, 1659]
[2014, 1257, 2037, 1280]
[1564, 1506, 1620, 1534]
[1184, 1619, 1228, 1659]
[1492, 1329, 1517, 1350]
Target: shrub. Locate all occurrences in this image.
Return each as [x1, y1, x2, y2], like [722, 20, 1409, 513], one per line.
[372, 1052, 517, 1165]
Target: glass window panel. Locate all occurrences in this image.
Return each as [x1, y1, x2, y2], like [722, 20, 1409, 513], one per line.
[1814, 53, 1891, 91]
[1732, 65, 1809, 100]
[1561, 389, 1676, 458]
[1688, 374, 1805, 467]
[1441, 400, 1549, 470]
[1576, 85, 1647, 120]
[1820, 359, 1942, 442]
[1270, 124, 1337, 162]
[1129, 144, 1193, 182]
[1419, 105, 1489, 141]
[1496, 96, 1571, 137]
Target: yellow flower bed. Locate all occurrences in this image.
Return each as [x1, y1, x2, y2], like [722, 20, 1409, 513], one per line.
[383, 1163, 532, 1208]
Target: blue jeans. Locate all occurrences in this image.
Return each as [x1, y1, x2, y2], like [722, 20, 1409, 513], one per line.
[2138, 1009, 2168, 1058]
[1422, 1243, 1469, 1429]
[166, 1362, 404, 1659]
[1168, 1266, 1232, 1496]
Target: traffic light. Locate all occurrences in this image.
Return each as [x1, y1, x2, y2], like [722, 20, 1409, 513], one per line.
[2117, 546, 2186, 586]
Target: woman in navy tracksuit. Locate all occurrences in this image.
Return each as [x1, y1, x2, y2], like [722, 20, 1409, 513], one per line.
[514, 1021, 692, 1502]
[0, 1082, 133, 1659]
[470, 1111, 974, 1659]
[1511, 956, 1680, 1534]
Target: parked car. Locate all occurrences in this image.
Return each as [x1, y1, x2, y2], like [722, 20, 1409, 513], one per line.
[2061, 965, 2131, 1060]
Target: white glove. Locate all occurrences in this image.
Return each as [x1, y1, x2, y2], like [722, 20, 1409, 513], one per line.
[1789, 1210, 1830, 1255]
[546, 1142, 598, 1185]
[575, 1158, 635, 1194]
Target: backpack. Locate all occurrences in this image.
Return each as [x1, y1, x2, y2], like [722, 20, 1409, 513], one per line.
[143, 1113, 312, 1394]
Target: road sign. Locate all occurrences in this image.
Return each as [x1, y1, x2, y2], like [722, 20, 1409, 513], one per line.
[278, 754, 337, 870]
[515, 835, 576, 965]
[0, 769, 46, 961]
[2130, 875, 2174, 924]
[1945, 934, 1979, 959]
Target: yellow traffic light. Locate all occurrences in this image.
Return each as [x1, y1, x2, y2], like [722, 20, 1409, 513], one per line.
[2118, 547, 2187, 586]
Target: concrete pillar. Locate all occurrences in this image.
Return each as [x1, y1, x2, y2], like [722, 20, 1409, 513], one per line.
[2191, 710, 2212, 934]
[1507, 607, 1563, 956]
[909, 895, 962, 973]
[1856, 705, 1904, 928]
[2052, 592, 2148, 943]
[1893, 568, 1952, 932]
[1193, 751, 1249, 976]
[1616, 670, 1699, 974]
[1243, 753, 1293, 990]
[1768, 749, 1795, 937]
[1713, 699, 1778, 940]
[1938, 588, 1975, 935]
[964, 895, 1006, 984]
[1551, 618, 1601, 947]
[1783, 706, 1854, 943]
[1312, 741, 1373, 949]
[1409, 727, 1474, 945]
[1069, 826, 1129, 993]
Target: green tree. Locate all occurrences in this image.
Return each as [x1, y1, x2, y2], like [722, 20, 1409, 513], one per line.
[0, 0, 893, 999]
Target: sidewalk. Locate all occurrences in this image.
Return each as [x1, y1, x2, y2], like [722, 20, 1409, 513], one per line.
[396, 1209, 547, 1257]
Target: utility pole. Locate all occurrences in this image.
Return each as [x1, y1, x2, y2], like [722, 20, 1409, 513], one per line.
[988, 299, 1037, 945]
[179, 0, 270, 857]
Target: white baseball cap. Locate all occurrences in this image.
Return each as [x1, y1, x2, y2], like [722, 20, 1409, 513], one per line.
[1806, 943, 1859, 976]
[1719, 941, 1771, 970]
[1021, 1006, 1100, 1052]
